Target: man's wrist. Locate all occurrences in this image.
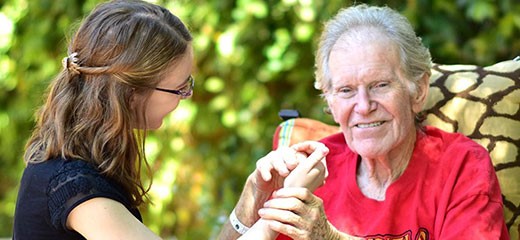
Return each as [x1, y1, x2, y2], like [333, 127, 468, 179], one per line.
[229, 208, 251, 235]
[247, 174, 273, 200]
[233, 175, 272, 226]
[327, 222, 347, 240]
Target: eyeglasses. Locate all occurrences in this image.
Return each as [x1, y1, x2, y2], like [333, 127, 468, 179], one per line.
[154, 75, 194, 99]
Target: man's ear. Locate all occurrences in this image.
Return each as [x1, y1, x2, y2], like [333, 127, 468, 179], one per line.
[412, 72, 430, 114]
[325, 96, 340, 124]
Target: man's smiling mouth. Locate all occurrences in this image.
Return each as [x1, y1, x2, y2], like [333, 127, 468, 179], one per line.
[356, 121, 385, 128]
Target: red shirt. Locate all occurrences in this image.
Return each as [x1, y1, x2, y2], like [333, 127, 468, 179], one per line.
[277, 126, 509, 240]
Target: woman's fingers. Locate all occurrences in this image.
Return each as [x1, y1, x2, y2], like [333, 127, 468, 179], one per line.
[296, 146, 328, 173]
[284, 141, 329, 189]
[290, 141, 329, 175]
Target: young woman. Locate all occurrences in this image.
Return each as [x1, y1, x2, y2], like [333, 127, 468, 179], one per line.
[13, 1, 328, 239]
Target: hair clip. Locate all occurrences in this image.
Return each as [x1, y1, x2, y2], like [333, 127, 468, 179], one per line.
[62, 52, 80, 75]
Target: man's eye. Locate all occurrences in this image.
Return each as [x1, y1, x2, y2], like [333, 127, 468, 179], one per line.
[374, 82, 389, 88]
[338, 87, 352, 94]
[336, 87, 354, 98]
[370, 82, 392, 93]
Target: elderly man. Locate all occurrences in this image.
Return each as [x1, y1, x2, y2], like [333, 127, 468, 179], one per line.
[220, 4, 509, 240]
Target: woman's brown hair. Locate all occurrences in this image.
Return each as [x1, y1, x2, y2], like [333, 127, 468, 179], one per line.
[24, 0, 192, 207]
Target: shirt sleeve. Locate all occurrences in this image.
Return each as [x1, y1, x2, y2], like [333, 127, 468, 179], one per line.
[47, 160, 130, 232]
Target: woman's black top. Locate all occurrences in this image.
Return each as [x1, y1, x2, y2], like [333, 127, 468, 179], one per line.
[13, 157, 141, 240]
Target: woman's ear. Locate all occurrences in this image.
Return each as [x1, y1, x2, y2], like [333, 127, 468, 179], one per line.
[412, 72, 430, 114]
[130, 88, 137, 110]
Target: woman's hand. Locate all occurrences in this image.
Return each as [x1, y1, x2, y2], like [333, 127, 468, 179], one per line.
[284, 141, 329, 191]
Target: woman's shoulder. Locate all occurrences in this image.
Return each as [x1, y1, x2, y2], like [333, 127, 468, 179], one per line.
[25, 157, 97, 178]
[47, 158, 108, 195]
[43, 157, 133, 230]
[47, 158, 101, 181]
[45, 157, 126, 206]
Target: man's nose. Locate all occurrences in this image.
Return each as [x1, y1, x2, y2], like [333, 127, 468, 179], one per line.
[353, 88, 375, 115]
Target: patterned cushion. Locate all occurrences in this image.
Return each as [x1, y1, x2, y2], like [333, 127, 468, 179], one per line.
[274, 59, 520, 239]
[424, 60, 520, 240]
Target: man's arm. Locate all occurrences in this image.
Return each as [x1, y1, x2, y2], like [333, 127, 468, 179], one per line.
[217, 174, 273, 240]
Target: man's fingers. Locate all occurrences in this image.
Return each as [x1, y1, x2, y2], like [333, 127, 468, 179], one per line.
[266, 146, 307, 177]
[291, 141, 328, 155]
[267, 219, 306, 240]
[280, 146, 300, 171]
[258, 206, 298, 222]
[256, 148, 296, 183]
[256, 151, 277, 181]
[263, 195, 304, 212]
[272, 187, 316, 204]
[287, 153, 303, 171]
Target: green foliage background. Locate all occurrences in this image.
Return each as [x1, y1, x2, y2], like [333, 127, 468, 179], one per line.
[0, 0, 519, 238]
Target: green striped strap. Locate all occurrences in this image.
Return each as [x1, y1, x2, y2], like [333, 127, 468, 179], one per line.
[278, 119, 296, 147]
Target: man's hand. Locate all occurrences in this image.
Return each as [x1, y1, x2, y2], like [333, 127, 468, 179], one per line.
[259, 188, 339, 240]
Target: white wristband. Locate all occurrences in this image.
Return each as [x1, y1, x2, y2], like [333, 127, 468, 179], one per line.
[229, 208, 250, 235]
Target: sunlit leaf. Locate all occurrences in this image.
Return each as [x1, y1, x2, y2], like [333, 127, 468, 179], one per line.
[204, 76, 225, 93]
[222, 109, 237, 127]
[466, 1, 496, 22]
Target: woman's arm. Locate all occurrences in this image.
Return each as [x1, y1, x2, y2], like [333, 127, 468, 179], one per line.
[67, 197, 162, 240]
